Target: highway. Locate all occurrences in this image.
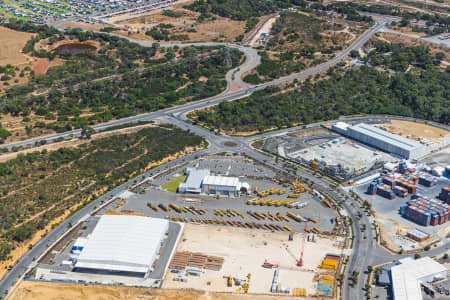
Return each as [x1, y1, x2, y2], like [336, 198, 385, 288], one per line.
[0, 15, 448, 300]
[0, 19, 384, 151]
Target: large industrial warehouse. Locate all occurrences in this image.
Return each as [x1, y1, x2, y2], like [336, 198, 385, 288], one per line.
[74, 215, 169, 277]
[391, 257, 447, 300]
[332, 122, 427, 159]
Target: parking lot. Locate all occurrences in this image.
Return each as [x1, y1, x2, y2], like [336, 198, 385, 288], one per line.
[0, 0, 182, 24]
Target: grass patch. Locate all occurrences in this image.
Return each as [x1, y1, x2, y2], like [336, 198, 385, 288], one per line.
[162, 175, 186, 192]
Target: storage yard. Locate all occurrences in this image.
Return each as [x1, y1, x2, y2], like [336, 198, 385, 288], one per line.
[22, 153, 348, 298]
[163, 224, 345, 297]
[289, 137, 395, 180]
[260, 126, 396, 180]
[352, 159, 450, 250]
[113, 154, 342, 234]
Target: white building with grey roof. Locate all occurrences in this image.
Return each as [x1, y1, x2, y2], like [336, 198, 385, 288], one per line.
[332, 122, 427, 159]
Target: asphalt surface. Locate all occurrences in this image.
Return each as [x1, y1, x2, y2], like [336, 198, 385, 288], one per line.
[0, 16, 448, 300]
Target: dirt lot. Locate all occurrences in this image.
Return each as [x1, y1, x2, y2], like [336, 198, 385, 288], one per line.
[376, 32, 449, 61]
[32, 58, 63, 75]
[106, 0, 193, 24]
[0, 26, 34, 66]
[59, 21, 107, 32]
[377, 120, 450, 145]
[117, 7, 245, 43]
[10, 281, 302, 300]
[163, 224, 343, 296]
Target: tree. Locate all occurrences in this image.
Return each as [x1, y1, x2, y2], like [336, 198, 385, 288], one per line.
[81, 126, 95, 139]
[350, 50, 360, 58]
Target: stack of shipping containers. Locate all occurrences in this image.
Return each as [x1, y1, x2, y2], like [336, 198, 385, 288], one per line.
[439, 187, 450, 204]
[401, 197, 449, 226]
[418, 173, 438, 187]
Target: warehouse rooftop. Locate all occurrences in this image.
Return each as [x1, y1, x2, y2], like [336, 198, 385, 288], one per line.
[75, 215, 169, 275]
[178, 168, 210, 193]
[203, 175, 240, 187]
[349, 123, 423, 151]
[391, 257, 447, 300]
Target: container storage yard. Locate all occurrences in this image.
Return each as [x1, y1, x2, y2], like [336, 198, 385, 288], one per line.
[353, 157, 450, 250]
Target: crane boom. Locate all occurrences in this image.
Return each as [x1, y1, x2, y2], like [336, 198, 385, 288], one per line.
[297, 221, 308, 266]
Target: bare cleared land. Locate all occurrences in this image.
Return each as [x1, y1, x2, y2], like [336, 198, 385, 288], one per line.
[0, 26, 34, 66]
[10, 281, 301, 300]
[377, 120, 450, 144]
[118, 7, 245, 42]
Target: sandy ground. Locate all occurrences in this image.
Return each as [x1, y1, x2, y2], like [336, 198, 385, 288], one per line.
[118, 6, 245, 43]
[375, 213, 413, 253]
[105, 0, 193, 24]
[32, 58, 63, 75]
[10, 281, 306, 300]
[163, 224, 343, 296]
[59, 21, 107, 32]
[249, 16, 278, 47]
[377, 120, 450, 145]
[0, 26, 34, 66]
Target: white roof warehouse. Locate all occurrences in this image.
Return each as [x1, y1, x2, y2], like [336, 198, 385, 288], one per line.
[75, 215, 169, 276]
[391, 257, 447, 300]
[332, 122, 427, 159]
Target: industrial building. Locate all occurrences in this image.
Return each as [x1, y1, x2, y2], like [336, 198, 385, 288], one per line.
[178, 168, 210, 194]
[407, 229, 430, 242]
[74, 215, 169, 277]
[332, 122, 427, 159]
[391, 257, 447, 300]
[178, 168, 250, 196]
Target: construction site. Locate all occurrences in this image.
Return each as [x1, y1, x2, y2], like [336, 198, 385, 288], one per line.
[163, 224, 345, 297]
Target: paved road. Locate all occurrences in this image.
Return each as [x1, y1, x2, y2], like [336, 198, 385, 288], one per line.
[0, 20, 385, 152]
[1, 16, 447, 300]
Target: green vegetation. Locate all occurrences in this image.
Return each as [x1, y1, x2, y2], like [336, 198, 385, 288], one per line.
[194, 65, 449, 132]
[145, 23, 189, 41]
[185, 0, 306, 21]
[162, 10, 185, 18]
[244, 11, 348, 82]
[364, 41, 445, 71]
[0, 19, 243, 140]
[162, 175, 187, 192]
[313, 2, 450, 26]
[0, 125, 205, 262]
